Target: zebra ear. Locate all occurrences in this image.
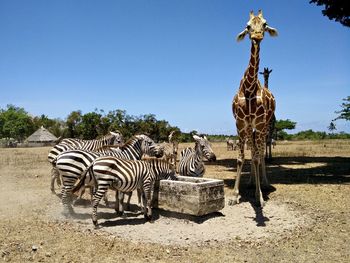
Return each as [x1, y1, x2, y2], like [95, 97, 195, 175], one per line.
[110, 131, 120, 136]
[203, 136, 208, 140]
[193, 135, 201, 141]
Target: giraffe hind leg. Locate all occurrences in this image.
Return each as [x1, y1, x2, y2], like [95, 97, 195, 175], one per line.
[252, 155, 265, 207]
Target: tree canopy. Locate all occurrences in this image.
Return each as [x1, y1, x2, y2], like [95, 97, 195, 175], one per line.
[333, 96, 350, 122]
[310, 0, 350, 27]
[275, 119, 297, 140]
[0, 105, 35, 141]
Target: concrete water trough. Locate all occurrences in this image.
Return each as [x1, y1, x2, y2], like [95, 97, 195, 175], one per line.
[153, 176, 225, 216]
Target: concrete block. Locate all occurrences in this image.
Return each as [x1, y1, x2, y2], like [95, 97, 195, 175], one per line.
[153, 176, 225, 216]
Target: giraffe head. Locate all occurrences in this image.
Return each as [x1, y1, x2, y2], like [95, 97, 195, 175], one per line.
[259, 67, 273, 78]
[237, 10, 278, 43]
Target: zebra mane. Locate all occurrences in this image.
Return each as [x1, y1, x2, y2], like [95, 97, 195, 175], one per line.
[95, 144, 119, 150]
[117, 135, 140, 150]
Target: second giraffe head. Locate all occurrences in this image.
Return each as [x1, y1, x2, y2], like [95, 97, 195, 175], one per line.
[237, 10, 278, 43]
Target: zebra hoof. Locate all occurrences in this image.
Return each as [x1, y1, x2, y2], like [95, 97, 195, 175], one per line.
[116, 211, 124, 217]
[144, 214, 153, 222]
[62, 210, 73, 218]
[228, 196, 240, 206]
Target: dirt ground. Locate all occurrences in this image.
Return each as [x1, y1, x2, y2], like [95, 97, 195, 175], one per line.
[0, 140, 349, 262]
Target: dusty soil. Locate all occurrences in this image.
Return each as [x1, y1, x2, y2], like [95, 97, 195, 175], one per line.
[0, 140, 349, 262]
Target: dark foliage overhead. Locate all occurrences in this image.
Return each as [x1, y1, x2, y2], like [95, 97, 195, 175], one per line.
[310, 0, 350, 27]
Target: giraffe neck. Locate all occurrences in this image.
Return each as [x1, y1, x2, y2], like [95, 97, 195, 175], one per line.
[264, 76, 269, 89]
[241, 42, 260, 95]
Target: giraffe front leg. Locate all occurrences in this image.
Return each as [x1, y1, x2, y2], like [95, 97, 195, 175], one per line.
[228, 141, 245, 206]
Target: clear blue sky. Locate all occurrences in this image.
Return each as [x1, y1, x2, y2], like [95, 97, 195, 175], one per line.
[0, 0, 349, 135]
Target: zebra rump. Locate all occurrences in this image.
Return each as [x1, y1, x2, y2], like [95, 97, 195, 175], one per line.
[48, 131, 124, 193]
[75, 156, 177, 226]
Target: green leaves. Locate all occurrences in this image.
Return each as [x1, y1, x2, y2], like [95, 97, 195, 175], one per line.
[334, 96, 350, 122]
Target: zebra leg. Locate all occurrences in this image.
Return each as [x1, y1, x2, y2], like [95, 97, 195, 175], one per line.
[61, 185, 75, 216]
[114, 190, 119, 213]
[116, 191, 125, 216]
[141, 190, 148, 220]
[56, 173, 62, 187]
[92, 186, 107, 227]
[124, 192, 132, 211]
[50, 167, 59, 194]
[142, 188, 153, 222]
[137, 189, 143, 212]
[103, 190, 109, 207]
[72, 186, 84, 206]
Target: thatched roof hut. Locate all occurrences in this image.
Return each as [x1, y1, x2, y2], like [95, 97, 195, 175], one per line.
[26, 126, 58, 146]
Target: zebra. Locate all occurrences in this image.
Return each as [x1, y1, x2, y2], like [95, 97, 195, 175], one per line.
[178, 135, 216, 177]
[226, 138, 237, 151]
[155, 131, 179, 167]
[48, 131, 124, 193]
[73, 156, 177, 226]
[54, 134, 161, 215]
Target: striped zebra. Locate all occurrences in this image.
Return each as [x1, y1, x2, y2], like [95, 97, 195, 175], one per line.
[73, 156, 177, 226]
[158, 141, 179, 166]
[178, 135, 216, 177]
[226, 138, 237, 151]
[55, 134, 161, 215]
[48, 131, 124, 193]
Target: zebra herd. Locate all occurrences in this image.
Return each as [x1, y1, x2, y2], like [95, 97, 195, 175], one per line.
[48, 131, 216, 226]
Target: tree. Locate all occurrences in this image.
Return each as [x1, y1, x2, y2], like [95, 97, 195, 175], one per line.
[32, 114, 64, 137]
[78, 112, 102, 139]
[275, 119, 297, 140]
[309, 0, 350, 27]
[333, 96, 350, 121]
[65, 110, 82, 138]
[0, 105, 35, 141]
[328, 121, 337, 133]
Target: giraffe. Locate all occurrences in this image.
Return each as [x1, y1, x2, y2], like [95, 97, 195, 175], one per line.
[259, 67, 277, 160]
[229, 10, 277, 207]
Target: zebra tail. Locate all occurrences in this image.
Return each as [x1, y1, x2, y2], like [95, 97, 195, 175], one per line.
[55, 136, 63, 145]
[51, 157, 58, 166]
[72, 164, 94, 194]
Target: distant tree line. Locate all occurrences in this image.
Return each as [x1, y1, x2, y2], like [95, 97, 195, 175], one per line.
[0, 104, 349, 143]
[0, 104, 197, 143]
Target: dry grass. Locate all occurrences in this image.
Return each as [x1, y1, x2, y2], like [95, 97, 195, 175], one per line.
[0, 140, 350, 262]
